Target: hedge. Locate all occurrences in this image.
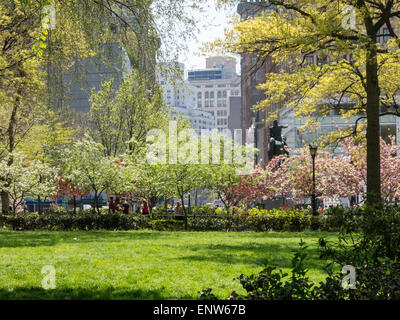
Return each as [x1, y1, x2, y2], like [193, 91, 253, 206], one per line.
[0, 206, 364, 232]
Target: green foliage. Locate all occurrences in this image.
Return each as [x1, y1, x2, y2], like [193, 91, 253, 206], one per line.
[1, 213, 149, 231]
[148, 219, 184, 231]
[2, 206, 369, 232]
[88, 72, 169, 157]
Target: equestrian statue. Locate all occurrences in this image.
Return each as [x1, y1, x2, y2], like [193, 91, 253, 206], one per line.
[268, 120, 289, 160]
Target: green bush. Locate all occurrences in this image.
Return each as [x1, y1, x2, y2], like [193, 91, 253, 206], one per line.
[148, 219, 184, 231]
[0, 205, 368, 232]
[1, 213, 150, 231]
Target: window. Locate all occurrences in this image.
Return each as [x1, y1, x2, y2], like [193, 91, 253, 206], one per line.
[305, 56, 314, 65]
[217, 91, 222, 99]
[197, 92, 202, 99]
[205, 91, 209, 99]
[317, 56, 327, 65]
[197, 101, 202, 108]
[223, 91, 227, 98]
[205, 85, 213, 88]
[383, 28, 392, 42]
[217, 84, 226, 88]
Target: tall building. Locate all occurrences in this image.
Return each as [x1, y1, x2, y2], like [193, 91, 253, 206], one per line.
[237, 2, 280, 167]
[60, 43, 132, 113]
[159, 63, 216, 133]
[187, 57, 241, 132]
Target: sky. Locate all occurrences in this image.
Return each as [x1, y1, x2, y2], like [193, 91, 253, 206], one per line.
[179, 0, 240, 75]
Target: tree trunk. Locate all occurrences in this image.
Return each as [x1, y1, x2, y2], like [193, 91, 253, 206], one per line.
[180, 194, 188, 231]
[38, 195, 41, 215]
[1, 191, 10, 214]
[94, 192, 99, 214]
[73, 195, 77, 214]
[1, 69, 23, 214]
[365, 44, 381, 205]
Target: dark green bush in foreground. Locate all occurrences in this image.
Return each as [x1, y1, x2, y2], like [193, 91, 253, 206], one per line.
[200, 204, 400, 300]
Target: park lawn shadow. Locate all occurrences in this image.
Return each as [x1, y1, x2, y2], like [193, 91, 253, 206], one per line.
[174, 241, 328, 271]
[0, 230, 172, 248]
[0, 286, 166, 300]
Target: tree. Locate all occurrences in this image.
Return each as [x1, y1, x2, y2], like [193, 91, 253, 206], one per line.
[215, 0, 400, 204]
[0, 153, 58, 214]
[0, 0, 209, 212]
[88, 71, 169, 157]
[342, 135, 400, 201]
[63, 137, 123, 213]
[57, 177, 89, 214]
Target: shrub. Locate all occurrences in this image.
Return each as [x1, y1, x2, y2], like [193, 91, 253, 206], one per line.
[1, 213, 150, 231]
[0, 205, 368, 232]
[148, 219, 184, 231]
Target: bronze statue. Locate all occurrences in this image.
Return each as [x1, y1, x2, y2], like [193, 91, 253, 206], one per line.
[268, 120, 289, 160]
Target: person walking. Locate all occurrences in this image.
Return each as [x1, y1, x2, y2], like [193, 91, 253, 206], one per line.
[140, 199, 149, 215]
[108, 197, 117, 214]
[121, 198, 130, 215]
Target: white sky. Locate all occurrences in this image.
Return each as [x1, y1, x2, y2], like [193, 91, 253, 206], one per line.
[180, 0, 240, 74]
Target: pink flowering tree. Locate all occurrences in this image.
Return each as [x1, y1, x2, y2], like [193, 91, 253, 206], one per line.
[225, 135, 399, 206]
[343, 136, 400, 201]
[269, 149, 364, 202]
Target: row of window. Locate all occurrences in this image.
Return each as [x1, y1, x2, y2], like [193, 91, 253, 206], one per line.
[194, 84, 239, 89]
[198, 100, 228, 108]
[217, 119, 228, 126]
[198, 91, 228, 99]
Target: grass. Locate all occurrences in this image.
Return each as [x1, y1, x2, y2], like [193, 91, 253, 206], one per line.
[0, 230, 338, 300]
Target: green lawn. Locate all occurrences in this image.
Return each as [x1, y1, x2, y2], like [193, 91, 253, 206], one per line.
[0, 230, 338, 299]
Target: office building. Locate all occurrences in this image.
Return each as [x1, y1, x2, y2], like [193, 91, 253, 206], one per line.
[159, 63, 216, 133]
[187, 56, 241, 132]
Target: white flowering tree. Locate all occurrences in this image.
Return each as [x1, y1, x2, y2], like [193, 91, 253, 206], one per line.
[0, 153, 58, 214]
[63, 137, 123, 213]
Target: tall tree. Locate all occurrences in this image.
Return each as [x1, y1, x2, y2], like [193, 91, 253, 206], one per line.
[88, 71, 169, 157]
[215, 0, 400, 203]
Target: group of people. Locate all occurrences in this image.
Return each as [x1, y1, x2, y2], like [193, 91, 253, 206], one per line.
[108, 197, 149, 215]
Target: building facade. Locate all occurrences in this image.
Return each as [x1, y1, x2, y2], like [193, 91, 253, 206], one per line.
[159, 63, 216, 134]
[187, 57, 241, 132]
[237, 2, 280, 167]
[57, 43, 132, 113]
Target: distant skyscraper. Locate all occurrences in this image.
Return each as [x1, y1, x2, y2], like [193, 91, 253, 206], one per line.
[159, 63, 216, 133]
[59, 43, 132, 113]
[187, 56, 241, 132]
